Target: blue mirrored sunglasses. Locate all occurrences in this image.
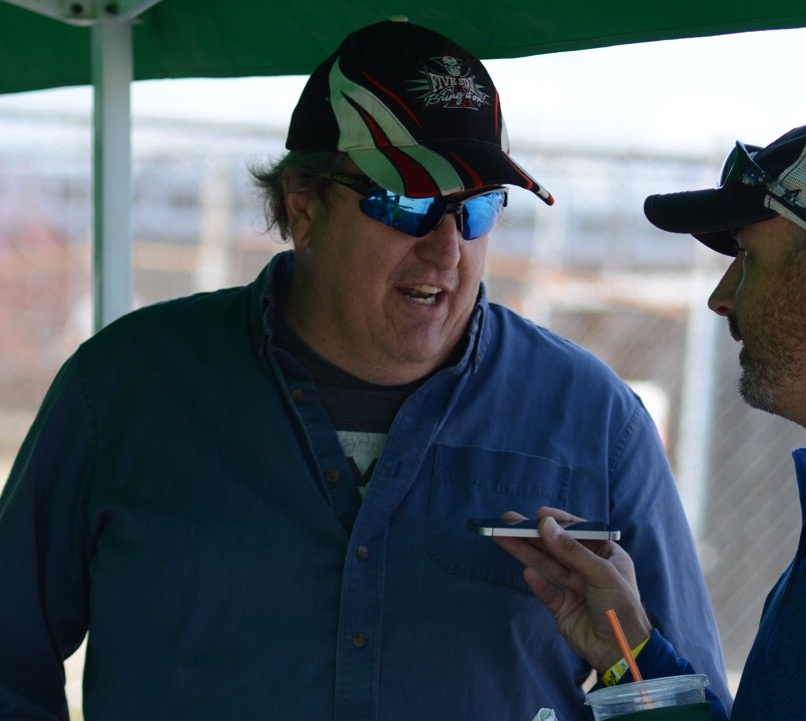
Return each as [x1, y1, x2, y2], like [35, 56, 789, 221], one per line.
[719, 140, 806, 223]
[320, 172, 508, 240]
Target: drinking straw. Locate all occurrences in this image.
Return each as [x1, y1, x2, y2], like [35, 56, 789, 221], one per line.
[606, 608, 643, 682]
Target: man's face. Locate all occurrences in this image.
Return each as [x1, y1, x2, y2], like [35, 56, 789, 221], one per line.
[708, 216, 806, 422]
[284, 169, 491, 385]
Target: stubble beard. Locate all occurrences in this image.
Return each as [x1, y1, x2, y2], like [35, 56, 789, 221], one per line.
[736, 340, 780, 415]
[732, 241, 806, 419]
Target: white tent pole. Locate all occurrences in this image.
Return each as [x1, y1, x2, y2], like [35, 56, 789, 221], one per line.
[675, 266, 722, 541]
[92, 20, 133, 330]
[4, 0, 161, 331]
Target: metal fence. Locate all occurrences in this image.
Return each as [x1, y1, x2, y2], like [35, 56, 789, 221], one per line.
[1, 110, 801, 714]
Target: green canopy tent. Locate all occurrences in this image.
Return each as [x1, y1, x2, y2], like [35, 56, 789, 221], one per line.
[3, 0, 806, 328]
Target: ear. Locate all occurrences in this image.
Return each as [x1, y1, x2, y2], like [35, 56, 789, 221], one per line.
[283, 179, 318, 249]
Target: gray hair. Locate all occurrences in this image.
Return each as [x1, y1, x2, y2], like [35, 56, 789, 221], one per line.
[249, 151, 348, 238]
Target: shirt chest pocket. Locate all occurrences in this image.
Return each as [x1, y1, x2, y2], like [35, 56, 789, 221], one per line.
[426, 444, 570, 593]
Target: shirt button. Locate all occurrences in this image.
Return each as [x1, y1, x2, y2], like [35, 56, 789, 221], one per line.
[356, 545, 370, 560]
[352, 632, 368, 648]
[325, 469, 340, 484]
[291, 388, 305, 403]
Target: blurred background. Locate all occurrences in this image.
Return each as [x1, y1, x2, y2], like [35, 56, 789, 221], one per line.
[2, 25, 805, 719]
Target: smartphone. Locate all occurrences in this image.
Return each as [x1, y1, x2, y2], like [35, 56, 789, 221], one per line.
[467, 518, 621, 541]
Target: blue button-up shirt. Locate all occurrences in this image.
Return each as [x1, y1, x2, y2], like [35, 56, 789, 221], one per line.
[0, 251, 730, 720]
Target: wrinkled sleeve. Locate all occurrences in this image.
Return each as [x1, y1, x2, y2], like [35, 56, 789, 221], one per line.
[608, 401, 733, 715]
[0, 353, 94, 719]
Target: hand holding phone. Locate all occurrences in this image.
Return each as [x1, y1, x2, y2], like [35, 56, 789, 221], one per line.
[467, 517, 621, 541]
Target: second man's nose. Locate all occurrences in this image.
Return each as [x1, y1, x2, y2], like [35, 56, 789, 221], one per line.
[708, 254, 743, 316]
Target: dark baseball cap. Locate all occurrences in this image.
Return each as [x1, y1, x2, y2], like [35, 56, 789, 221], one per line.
[644, 125, 806, 255]
[286, 18, 554, 204]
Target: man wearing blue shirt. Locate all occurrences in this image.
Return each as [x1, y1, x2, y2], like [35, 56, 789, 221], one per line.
[498, 124, 806, 720]
[0, 19, 730, 721]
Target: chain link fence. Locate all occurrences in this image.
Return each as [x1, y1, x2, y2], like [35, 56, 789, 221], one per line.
[1, 111, 801, 714]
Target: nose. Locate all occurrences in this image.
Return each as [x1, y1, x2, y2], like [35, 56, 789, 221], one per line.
[414, 212, 463, 269]
[708, 254, 743, 316]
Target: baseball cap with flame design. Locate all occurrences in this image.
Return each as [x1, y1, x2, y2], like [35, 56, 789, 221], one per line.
[286, 18, 553, 204]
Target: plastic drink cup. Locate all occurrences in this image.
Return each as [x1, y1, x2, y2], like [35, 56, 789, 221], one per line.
[584, 674, 710, 720]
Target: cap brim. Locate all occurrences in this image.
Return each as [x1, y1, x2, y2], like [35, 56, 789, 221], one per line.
[349, 138, 554, 205]
[644, 187, 777, 256]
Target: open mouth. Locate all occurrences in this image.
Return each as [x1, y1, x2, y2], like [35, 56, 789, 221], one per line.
[402, 284, 443, 306]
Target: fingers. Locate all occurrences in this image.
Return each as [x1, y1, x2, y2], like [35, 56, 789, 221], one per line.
[494, 508, 653, 671]
[536, 506, 586, 525]
[537, 517, 615, 581]
[501, 510, 529, 524]
[495, 534, 590, 597]
[522, 564, 571, 616]
[492, 507, 603, 596]
[492, 507, 636, 602]
[498, 506, 585, 534]
[538, 517, 652, 645]
[537, 517, 636, 595]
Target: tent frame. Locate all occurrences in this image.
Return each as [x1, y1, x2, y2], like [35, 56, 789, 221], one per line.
[7, 0, 161, 329]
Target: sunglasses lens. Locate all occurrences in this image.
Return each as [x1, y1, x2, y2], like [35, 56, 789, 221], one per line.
[359, 188, 507, 239]
[360, 193, 438, 237]
[461, 191, 507, 240]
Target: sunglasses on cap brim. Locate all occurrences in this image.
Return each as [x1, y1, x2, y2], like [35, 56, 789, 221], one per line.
[719, 140, 806, 223]
[320, 172, 508, 240]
